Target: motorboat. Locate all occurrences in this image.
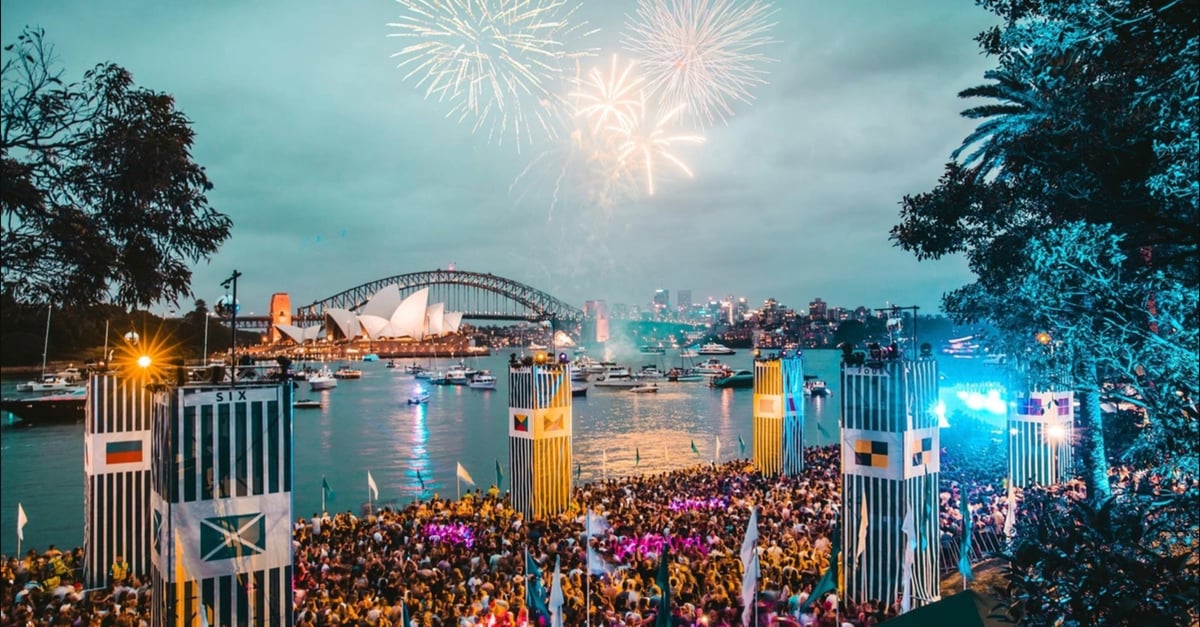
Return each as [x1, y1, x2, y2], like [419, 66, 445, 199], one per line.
[361, 353, 380, 362]
[528, 342, 548, 351]
[698, 342, 736, 355]
[629, 383, 659, 393]
[571, 383, 588, 397]
[636, 365, 667, 380]
[55, 367, 83, 383]
[639, 344, 666, 355]
[666, 368, 706, 383]
[679, 349, 699, 359]
[445, 365, 470, 385]
[308, 367, 338, 390]
[427, 371, 449, 385]
[804, 377, 830, 397]
[468, 371, 497, 390]
[404, 362, 426, 374]
[692, 358, 731, 375]
[16, 374, 76, 393]
[333, 366, 362, 379]
[709, 370, 754, 389]
[1, 387, 87, 423]
[407, 387, 430, 405]
[293, 399, 323, 409]
[386, 360, 400, 369]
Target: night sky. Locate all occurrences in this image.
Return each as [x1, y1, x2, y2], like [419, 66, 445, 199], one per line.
[1, 1, 998, 314]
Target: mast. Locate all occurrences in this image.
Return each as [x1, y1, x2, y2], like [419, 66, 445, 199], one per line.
[40, 305, 52, 377]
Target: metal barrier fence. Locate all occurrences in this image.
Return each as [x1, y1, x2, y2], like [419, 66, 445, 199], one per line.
[939, 527, 1007, 575]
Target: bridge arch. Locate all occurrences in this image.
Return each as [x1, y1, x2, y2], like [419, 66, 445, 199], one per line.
[295, 269, 583, 325]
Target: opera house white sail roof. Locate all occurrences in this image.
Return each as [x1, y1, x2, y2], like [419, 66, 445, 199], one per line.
[274, 286, 464, 344]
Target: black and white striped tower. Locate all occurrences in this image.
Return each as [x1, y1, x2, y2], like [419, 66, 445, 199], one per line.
[752, 356, 783, 475]
[840, 342, 940, 609]
[1009, 391, 1074, 487]
[83, 373, 154, 588]
[149, 378, 293, 627]
[507, 354, 572, 520]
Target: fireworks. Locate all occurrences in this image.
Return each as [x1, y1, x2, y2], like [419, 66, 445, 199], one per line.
[387, 0, 595, 149]
[613, 94, 706, 196]
[622, 0, 778, 127]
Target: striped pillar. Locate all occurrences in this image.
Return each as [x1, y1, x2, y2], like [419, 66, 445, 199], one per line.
[84, 374, 154, 589]
[1009, 391, 1074, 487]
[149, 382, 293, 627]
[508, 360, 572, 520]
[840, 356, 940, 610]
[752, 358, 783, 476]
[781, 353, 805, 476]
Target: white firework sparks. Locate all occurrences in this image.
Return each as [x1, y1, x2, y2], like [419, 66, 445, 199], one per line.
[612, 95, 706, 196]
[387, 0, 596, 149]
[622, 0, 778, 127]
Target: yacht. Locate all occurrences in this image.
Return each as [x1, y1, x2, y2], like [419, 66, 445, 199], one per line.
[1, 387, 87, 423]
[639, 344, 666, 355]
[571, 383, 588, 397]
[593, 366, 641, 388]
[693, 358, 731, 375]
[445, 365, 470, 385]
[804, 377, 831, 397]
[333, 365, 362, 379]
[679, 349, 699, 359]
[16, 374, 76, 393]
[698, 342, 736, 355]
[308, 367, 338, 391]
[468, 371, 497, 390]
[293, 399, 323, 409]
[666, 368, 706, 383]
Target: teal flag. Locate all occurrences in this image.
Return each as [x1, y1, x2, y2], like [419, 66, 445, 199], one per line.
[635, 448, 641, 466]
[495, 459, 504, 488]
[416, 470, 426, 491]
[959, 496, 974, 581]
[526, 551, 551, 621]
[655, 544, 672, 627]
[691, 440, 699, 455]
[321, 476, 334, 501]
[798, 523, 840, 614]
[817, 419, 832, 439]
[738, 434, 746, 455]
[576, 463, 582, 480]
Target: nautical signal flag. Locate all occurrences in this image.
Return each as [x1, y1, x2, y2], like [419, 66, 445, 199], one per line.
[105, 439, 143, 465]
[17, 503, 27, 541]
[200, 513, 265, 561]
[853, 439, 889, 468]
[756, 396, 779, 415]
[457, 462, 475, 486]
[322, 476, 335, 501]
[911, 437, 934, 467]
[513, 413, 529, 432]
[543, 413, 563, 432]
[1054, 396, 1071, 415]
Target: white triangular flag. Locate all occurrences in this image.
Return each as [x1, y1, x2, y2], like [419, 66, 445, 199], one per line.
[16, 503, 27, 541]
[1004, 480, 1016, 537]
[456, 462, 475, 486]
[901, 505, 916, 613]
[715, 436, 721, 463]
[367, 470, 379, 501]
[549, 555, 565, 627]
[856, 494, 869, 560]
[739, 507, 760, 627]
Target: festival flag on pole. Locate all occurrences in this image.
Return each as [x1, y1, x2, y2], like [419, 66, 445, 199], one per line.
[457, 462, 475, 486]
[714, 436, 721, 463]
[417, 469, 426, 491]
[495, 459, 504, 488]
[1004, 481, 1016, 537]
[856, 494, 868, 561]
[817, 419, 832, 439]
[17, 503, 27, 541]
[549, 555, 565, 627]
[901, 505, 916, 613]
[635, 448, 641, 466]
[739, 508, 760, 627]
[576, 463, 582, 481]
[526, 549, 551, 621]
[738, 434, 746, 455]
[798, 523, 840, 614]
[322, 476, 334, 502]
[367, 471, 379, 501]
[691, 439, 700, 455]
[655, 544, 672, 627]
[959, 496, 974, 582]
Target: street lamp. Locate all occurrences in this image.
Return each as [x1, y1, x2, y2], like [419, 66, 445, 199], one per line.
[220, 270, 242, 386]
[1046, 422, 1066, 483]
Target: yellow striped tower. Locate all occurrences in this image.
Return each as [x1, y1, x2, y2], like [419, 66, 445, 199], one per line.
[508, 354, 573, 520]
[752, 357, 783, 475]
[149, 377, 293, 626]
[84, 373, 154, 588]
[840, 346, 940, 609]
[1009, 391, 1074, 487]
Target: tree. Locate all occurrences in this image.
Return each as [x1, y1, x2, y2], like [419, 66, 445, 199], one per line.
[2, 27, 231, 308]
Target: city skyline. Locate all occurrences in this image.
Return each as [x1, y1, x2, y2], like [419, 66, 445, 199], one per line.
[1, 1, 997, 314]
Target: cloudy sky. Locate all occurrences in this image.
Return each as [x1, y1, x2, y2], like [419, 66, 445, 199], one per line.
[2, 0, 998, 316]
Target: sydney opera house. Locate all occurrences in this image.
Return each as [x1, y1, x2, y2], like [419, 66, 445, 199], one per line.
[272, 286, 479, 357]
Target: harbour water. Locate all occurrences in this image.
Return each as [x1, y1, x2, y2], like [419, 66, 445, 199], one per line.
[1, 348, 845, 555]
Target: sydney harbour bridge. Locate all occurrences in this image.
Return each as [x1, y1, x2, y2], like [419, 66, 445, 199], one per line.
[233, 269, 585, 333]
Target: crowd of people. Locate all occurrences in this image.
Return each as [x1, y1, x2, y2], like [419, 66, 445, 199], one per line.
[12, 441, 1186, 626]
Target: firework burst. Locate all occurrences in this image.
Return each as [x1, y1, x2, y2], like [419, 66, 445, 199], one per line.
[612, 95, 706, 196]
[387, 0, 596, 150]
[622, 0, 778, 127]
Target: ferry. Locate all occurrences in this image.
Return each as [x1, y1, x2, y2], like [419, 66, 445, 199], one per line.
[1, 387, 87, 423]
[697, 342, 736, 355]
[639, 344, 666, 355]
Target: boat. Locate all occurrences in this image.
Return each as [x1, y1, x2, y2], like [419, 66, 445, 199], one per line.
[16, 374, 76, 393]
[639, 344, 666, 355]
[468, 371, 497, 390]
[386, 360, 400, 369]
[1, 387, 87, 423]
[445, 365, 470, 385]
[404, 362, 426, 375]
[710, 370, 754, 389]
[427, 371, 449, 385]
[407, 387, 430, 405]
[679, 349, 699, 358]
[629, 383, 659, 393]
[55, 367, 83, 383]
[293, 399, 323, 409]
[692, 358, 731, 375]
[698, 342, 736, 355]
[308, 367, 338, 390]
[528, 342, 548, 351]
[666, 368, 706, 383]
[361, 354, 380, 362]
[571, 383, 588, 397]
[333, 366, 362, 379]
[804, 377, 830, 397]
